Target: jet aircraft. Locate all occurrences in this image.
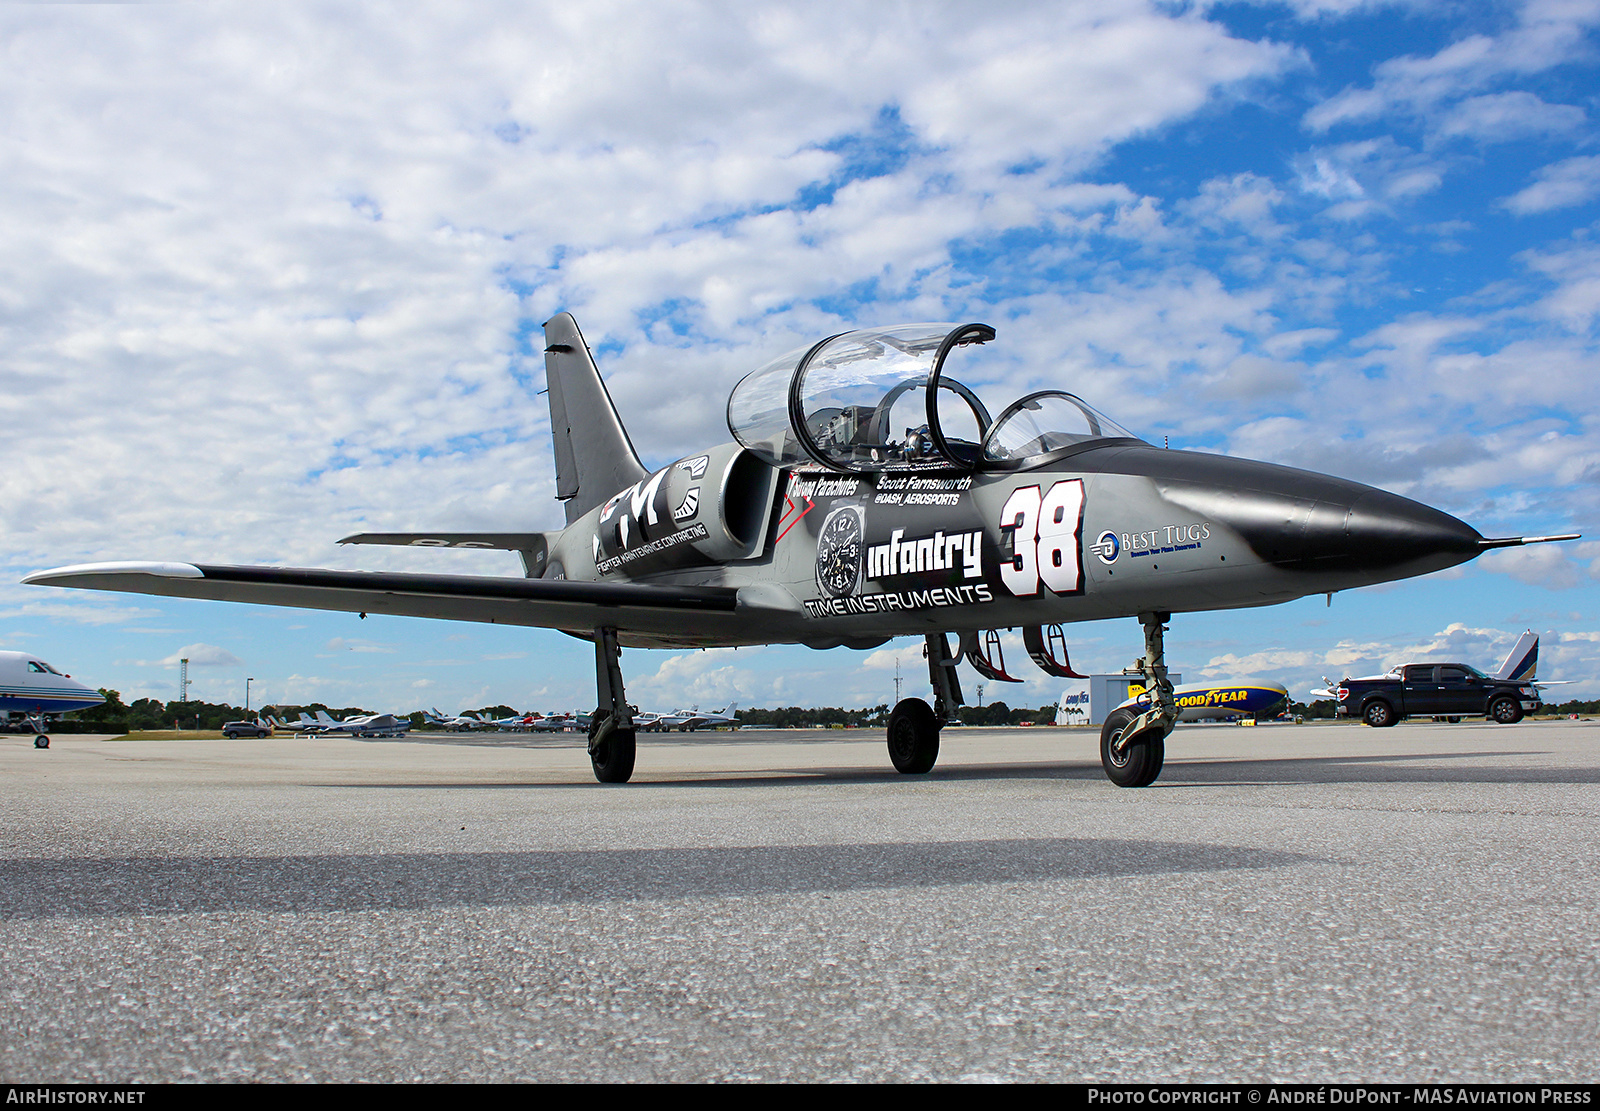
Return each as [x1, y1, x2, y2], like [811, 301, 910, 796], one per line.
[0, 650, 105, 748]
[23, 316, 1580, 786]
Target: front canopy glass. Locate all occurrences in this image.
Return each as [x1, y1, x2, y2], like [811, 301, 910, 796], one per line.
[726, 323, 1144, 473]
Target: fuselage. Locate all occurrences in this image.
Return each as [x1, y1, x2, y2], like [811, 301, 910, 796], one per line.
[0, 651, 105, 716]
[545, 438, 1484, 650]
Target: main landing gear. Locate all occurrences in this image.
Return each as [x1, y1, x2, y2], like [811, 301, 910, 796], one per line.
[1098, 612, 1178, 788]
[588, 626, 637, 783]
[885, 631, 963, 774]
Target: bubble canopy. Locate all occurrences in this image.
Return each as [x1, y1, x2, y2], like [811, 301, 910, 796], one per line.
[726, 323, 1142, 473]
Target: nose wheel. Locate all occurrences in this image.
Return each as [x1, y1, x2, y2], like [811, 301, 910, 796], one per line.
[1099, 708, 1164, 787]
[33, 734, 50, 749]
[1099, 612, 1177, 788]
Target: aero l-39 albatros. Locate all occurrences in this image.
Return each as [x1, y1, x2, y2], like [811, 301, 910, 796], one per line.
[24, 317, 1579, 786]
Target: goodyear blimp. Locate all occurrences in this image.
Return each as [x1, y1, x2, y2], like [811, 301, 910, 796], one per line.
[1115, 680, 1290, 724]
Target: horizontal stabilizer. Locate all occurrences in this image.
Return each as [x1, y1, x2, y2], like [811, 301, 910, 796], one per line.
[339, 532, 549, 551]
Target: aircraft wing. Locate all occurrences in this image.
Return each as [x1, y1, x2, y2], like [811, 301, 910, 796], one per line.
[22, 562, 746, 640]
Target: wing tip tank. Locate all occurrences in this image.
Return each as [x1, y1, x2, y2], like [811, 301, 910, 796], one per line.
[22, 561, 205, 585]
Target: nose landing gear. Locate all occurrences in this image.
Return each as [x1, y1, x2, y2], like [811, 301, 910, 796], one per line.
[1099, 612, 1177, 788]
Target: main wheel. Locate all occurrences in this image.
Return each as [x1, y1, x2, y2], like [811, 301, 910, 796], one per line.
[1099, 708, 1164, 788]
[1362, 700, 1396, 728]
[886, 698, 939, 774]
[33, 735, 49, 749]
[587, 711, 637, 783]
[1488, 696, 1523, 725]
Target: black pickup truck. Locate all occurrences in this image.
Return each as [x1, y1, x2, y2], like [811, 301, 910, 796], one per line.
[1336, 664, 1540, 727]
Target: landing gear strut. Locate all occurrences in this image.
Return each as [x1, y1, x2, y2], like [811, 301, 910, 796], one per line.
[588, 626, 636, 783]
[886, 631, 963, 774]
[1099, 612, 1176, 788]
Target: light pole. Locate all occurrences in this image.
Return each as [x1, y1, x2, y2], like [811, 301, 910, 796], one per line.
[246, 678, 254, 714]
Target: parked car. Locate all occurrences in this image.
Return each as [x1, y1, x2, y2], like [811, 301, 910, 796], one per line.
[221, 720, 270, 739]
[1335, 664, 1540, 727]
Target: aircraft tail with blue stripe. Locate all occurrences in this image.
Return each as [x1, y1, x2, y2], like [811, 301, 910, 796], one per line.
[1493, 630, 1540, 682]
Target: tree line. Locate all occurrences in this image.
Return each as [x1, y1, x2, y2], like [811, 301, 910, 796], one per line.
[46, 690, 1596, 735]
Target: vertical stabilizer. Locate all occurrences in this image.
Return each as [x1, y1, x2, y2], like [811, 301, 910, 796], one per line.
[1495, 630, 1539, 681]
[544, 313, 649, 525]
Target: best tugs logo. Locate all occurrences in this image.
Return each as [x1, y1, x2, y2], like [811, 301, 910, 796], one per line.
[1091, 530, 1120, 565]
[1092, 522, 1211, 567]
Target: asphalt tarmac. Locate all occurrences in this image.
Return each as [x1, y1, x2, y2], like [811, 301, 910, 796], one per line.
[2, 720, 1596, 1083]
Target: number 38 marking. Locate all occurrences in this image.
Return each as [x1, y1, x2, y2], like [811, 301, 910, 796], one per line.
[999, 479, 1085, 597]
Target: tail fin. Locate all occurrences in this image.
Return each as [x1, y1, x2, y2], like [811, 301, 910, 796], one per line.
[1495, 630, 1539, 681]
[543, 313, 649, 525]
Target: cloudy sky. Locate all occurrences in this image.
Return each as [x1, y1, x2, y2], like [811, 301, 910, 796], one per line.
[3, 0, 1598, 717]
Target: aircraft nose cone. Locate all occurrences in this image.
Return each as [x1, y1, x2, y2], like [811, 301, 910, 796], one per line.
[1334, 487, 1482, 573]
[1234, 481, 1482, 576]
[1152, 451, 1483, 578]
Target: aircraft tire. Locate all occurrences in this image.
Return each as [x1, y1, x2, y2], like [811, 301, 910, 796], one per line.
[588, 712, 637, 784]
[1488, 696, 1523, 725]
[33, 735, 49, 749]
[886, 698, 939, 774]
[1099, 709, 1163, 788]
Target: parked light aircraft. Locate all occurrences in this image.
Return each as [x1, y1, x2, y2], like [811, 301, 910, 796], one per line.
[422, 708, 493, 731]
[264, 712, 318, 733]
[655, 703, 741, 731]
[528, 712, 585, 732]
[24, 316, 1581, 786]
[316, 711, 411, 737]
[0, 650, 105, 749]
